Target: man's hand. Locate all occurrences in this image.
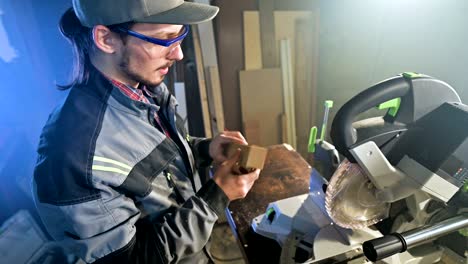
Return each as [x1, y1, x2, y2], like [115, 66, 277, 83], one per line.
[209, 130, 247, 164]
[212, 149, 260, 201]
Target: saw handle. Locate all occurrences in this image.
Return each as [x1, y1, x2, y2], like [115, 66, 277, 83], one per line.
[330, 76, 410, 162]
[363, 214, 468, 261]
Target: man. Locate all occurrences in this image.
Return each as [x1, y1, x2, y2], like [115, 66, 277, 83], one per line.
[32, 0, 260, 263]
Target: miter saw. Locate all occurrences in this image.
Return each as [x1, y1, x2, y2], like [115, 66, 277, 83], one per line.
[251, 73, 468, 263]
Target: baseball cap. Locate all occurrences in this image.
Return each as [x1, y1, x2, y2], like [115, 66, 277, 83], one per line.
[72, 0, 219, 27]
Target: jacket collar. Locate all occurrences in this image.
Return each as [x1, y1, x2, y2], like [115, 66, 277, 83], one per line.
[80, 64, 178, 115]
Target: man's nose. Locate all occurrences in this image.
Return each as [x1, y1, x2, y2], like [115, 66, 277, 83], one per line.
[167, 44, 184, 61]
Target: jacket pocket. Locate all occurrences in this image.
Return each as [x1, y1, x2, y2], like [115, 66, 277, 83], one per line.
[116, 140, 178, 197]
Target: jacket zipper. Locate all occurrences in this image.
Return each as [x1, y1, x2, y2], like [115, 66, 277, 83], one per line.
[147, 100, 197, 192]
[164, 171, 186, 204]
[152, 99, 214, 263]
[159, 112, 197, 191]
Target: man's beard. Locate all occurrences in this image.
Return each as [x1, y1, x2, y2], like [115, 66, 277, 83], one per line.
[118, 49, 164, 87]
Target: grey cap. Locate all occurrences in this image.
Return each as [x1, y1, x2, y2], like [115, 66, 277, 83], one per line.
[72, 0, 219, 27]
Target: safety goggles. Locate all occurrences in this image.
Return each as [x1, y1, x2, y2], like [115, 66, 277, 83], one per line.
[113, 24, 189, 47]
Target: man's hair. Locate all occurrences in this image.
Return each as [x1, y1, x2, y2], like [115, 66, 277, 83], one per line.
[57, 8, 133, 90]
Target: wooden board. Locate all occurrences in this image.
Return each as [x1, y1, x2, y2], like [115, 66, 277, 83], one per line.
[294, 17, 319, 156]
[274, 11, 319, 157]
[194, 0, 219, 67]
[259, 0, 277, 67]
[243, 11, 263, 70]
[239, 68, 284, 147]
[206, 66, 225, 134]
[194, 0, 224, 136]
[174, 82, 188, 131]
[274, 11, 313, 73]
[191, 26, 212, 138]
[212, 0, 258, 132]
[243, 119, 261, 146]
[280, 39, 297, 149]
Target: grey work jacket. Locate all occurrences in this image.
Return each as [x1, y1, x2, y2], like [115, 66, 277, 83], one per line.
[32, 67, 229, 263]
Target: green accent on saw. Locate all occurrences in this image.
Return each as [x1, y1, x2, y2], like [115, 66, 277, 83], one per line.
[459, 228, 468, 237]
[378, 98, 401, 117]
[266, 207, 276, 223]
[308, 126, 318, 153]
[459, 181, 468, 236]
[320, 126, 327, 141]
[266, 207, 275, 216]
[402, 72, 423, 79]
[320, 100, 333, 141]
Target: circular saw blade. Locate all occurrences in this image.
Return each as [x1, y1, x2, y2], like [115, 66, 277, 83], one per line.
[325, 159, 390, 229]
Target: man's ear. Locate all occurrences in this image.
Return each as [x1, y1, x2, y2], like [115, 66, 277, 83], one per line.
[92, 25, 121, 54]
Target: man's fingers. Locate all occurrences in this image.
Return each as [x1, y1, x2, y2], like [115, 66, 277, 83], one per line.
[223, 149, 241, 167]
[221, 131, 248, 145]
[253, 169, 260, 180]
[219, 137, 248, 149]
[239, 168, 260, 180]
[249, 169, 260, 181]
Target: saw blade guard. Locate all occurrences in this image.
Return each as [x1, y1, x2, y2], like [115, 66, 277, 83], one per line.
[326, 73, 462, 228]
[325, 159, 390, 229]
[330, 73, 460, 163]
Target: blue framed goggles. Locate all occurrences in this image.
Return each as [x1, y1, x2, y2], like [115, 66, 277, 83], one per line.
[113, 24, 190, 47]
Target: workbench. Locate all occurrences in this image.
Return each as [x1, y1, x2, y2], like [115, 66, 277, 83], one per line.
[226, 144, 312, 264]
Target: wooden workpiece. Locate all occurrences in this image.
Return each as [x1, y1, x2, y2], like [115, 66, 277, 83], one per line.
[226, 143, 268, 172]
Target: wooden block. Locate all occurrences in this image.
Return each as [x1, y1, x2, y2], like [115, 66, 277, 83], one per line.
[226, 143, 268, 172]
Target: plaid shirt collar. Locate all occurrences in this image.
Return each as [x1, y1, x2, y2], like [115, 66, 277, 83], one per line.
[95, 68, 155, 105]
[108, 79, 157, 106]
[98, 69, 170, 108]
[103, 74, 172, 137]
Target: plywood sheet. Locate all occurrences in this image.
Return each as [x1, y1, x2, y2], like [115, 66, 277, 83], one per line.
[239, 68, 284, 147]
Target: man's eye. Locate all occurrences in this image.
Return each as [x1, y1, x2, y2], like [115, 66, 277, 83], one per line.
[153, 35, 171, 40]
[166, 34, 180, 39]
